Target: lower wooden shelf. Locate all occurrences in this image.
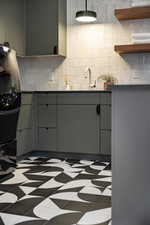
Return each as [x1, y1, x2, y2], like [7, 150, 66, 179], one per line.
[114, 44, 150, 54]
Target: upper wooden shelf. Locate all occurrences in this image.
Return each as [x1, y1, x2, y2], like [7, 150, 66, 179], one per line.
[115, 44, 150, 54]
[115, 6, 150, 20]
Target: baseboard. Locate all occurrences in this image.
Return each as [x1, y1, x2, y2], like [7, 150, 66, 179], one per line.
[17, 151, 33, 162]
[18, 150, 111, 162]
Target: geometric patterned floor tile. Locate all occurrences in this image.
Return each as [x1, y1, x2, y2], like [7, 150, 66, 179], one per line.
[0, 156, 111, 225]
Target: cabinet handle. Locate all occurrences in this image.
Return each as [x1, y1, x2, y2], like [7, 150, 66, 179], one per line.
[96, 104, 100, 115]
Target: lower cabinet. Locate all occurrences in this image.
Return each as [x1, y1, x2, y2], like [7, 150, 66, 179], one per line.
[100, 130, 111, 155]
[38, 128, 56, 151]
[17, 93, 111, 156]
[57, 105, 100, 154]
[17, 129, 33, 156]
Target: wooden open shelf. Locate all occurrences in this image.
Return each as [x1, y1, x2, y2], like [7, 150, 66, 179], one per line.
[115, 6, 150, 20]
[115, 44, 150, 54]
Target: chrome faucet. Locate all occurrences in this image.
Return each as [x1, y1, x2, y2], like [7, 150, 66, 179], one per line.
[85, 68, 96, 88]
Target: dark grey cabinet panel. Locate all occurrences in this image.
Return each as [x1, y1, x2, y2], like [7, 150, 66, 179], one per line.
[21, 93, 33, 105]
[100, 105, 111, 130]
[100, 130, 111, 155]
[57, 93, 100, 105]
[26, 0, 67, 56]
[17, 129, 33, 156]
[38, 94, 57, 105]
[38, 105, 56, 128]
[57, 105, 100, 154]
[0, 0, 26, 55]
[18, 105, 33, 130]
[17, 94, 34, 156]
[17, 93, 111, 156]
[99, 93, 111, 105]
[0, 0, 66, 56]
[38, 128, 56, 151]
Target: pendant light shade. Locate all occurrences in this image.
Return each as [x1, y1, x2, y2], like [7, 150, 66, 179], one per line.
[75, 0, 97, 23]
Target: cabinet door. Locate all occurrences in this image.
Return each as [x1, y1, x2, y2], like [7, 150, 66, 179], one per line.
[38, 105, 56, 128]
[0, 0, 25, 55]
[38, 128, 56, 151]
[57, 105, 100, 154]
[26, 0, 58, 56]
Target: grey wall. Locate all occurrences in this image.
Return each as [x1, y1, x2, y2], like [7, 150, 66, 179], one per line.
[19, 0, 150, 91]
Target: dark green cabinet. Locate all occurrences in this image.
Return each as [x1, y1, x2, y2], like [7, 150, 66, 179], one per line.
[17, 93, 111, 156]
[26, 0, 66, 56]
[0, 0, 67, 56]
[0, 0, 26, 56]
[57, 105, 100, 154]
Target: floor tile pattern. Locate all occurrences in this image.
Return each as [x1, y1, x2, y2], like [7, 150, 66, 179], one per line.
[0, 156, 112, 225]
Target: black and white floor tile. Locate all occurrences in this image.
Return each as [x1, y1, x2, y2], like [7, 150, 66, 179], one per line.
[0, 156, 112, 225]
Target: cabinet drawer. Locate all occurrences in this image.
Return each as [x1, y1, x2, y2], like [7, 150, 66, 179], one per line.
[21, 94, 33, 105]
[38, 94, 57, 105]
[99, 93, 111, 105]
[38, 105, 56, 128]
[100, 105, 111, 130]
[38, 128, 56, 151]
[100, 130, 111, 155]
[57, 93, 99, 105]
[18, 105, 33, 130]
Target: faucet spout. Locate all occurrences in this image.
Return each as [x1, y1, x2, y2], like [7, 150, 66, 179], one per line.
[88, 68, 92, 88]
[85, 68, 96, 88]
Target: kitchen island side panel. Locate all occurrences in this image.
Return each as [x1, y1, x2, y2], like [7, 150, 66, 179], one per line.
[112, 86, 150, 225]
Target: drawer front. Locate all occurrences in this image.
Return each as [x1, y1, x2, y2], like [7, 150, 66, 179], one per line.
[99, 93, 111, 105]
[38, 128, 56, 151]
[57, 93, 99, 105]
[100, 105, 111, 130]
[21, 94, 33, 105]
[38, 105, 56, 128]
[38, 94, 57, 105]
[100, 130, 111, 155]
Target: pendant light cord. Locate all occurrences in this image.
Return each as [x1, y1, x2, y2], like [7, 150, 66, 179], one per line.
[85, 0, 88, 11]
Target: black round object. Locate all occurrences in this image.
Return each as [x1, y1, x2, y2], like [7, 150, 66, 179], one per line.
[75, 10, 97, 22]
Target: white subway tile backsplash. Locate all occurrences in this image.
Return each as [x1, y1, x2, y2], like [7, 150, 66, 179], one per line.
[19, 0, 150, 91]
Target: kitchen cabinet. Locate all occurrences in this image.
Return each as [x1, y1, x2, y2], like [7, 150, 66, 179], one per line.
[37, 94, 57, 151]
[38, 128, 56, 151]
[17, 93, 34, 156]
[0, 0, 26, 56]
[17, 129, 33, 156]
[17, 92, 111, 156]
[26, 0, 67, 56]
[99, 92, 111, 155]
[57, 105, 100, 154]
[100, 130, 111, 155]
[38, 105, 56, 128]
[0, 0, 66, 56]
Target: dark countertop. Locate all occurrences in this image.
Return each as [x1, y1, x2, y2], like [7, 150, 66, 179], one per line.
[21, 90, 111, 93]
[112, 84, 150, 89]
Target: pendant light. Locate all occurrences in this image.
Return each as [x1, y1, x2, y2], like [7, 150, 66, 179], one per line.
[75, 0, 97, 23]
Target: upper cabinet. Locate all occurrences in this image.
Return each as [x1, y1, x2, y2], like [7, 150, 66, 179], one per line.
[0, 0, 26, 56]
[26, 0, 67, 56]
[0, 0, 67, 57]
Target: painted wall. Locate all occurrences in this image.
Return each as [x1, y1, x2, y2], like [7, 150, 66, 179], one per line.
[19, 0, 150, 91]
